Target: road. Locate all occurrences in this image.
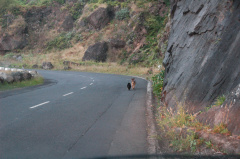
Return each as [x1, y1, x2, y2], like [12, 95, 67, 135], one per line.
[0, 70, 148, 159]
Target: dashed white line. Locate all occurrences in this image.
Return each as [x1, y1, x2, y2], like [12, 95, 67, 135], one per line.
[30, 101, 50, 109]
[90, 83, 93, 85]
[81, 86, 87, 90]
[63, 92, 74, 97]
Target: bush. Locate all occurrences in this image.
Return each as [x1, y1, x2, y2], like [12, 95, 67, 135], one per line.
[213, 95, 226, 106]
[69, 2, 85, 20]
[46, 32, 74, 50]
[152, 70, 165, 99]
[116, 8, 129, 20]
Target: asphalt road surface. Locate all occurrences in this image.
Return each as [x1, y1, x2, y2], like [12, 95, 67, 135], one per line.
[0, 70, 148, 159]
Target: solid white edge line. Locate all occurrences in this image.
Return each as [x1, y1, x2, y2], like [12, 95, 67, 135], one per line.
[30, 101, 50, 109]
[63, 92, 74, 97]
[81, 86, 87, 89]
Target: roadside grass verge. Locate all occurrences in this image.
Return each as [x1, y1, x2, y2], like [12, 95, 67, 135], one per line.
[0, 76, 44, 91]
[0, 52, 161, 78]
[157, 104, 208, 153]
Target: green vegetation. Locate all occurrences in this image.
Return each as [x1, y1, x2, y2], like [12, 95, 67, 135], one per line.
[213, 95, 226, 106]
[67, 1, 86, 20]
[47, 31, 74, 50]
[168, 129, 201, 153]
[116, 8, 129, 20]
[158, 104, 206, 153]
[213, 123, 231, 136]
[0, 76, 44, 91]
[142, 14, 167, 66]
[152, 70, 165, 99]
[205, 95, 226, 111]
[205, 141, 212, 148]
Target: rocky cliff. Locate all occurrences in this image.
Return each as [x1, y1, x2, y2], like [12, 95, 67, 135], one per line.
[162, 0, 240, 135]
[0, 0, 169, 67]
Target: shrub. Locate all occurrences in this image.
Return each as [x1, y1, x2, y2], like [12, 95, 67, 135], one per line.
[116, 8, 129, 20]
[46, 32, 74, 50]
[213, 123, 231, 136]
[213, 95, 226, 106]
[69, 2, 85, 20]
[152, 70, 165, 99]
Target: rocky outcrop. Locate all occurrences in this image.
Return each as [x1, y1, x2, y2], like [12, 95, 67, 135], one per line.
[86, 7, 114, 30]
[82, 42, 108, 62]
[0, 16, 28, 51]
[162, 0, 240, 135]
[162, 0, 240, 111]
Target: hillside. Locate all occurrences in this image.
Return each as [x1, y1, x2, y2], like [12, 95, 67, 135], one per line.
[0, 0, 170, 71]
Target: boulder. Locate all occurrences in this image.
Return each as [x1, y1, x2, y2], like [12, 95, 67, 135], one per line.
[42, 62, 54, 70]
[6, 75, 14, 84]
[29, 70, 38, 77]
[64, 66, 71, 70]
[82, 42, 108, 62]
[0, 72, 7, 80]
[12, 55, 23, 61]
[86, 7, 114, 30]
[61, 15, 74, 31]
[162, 0, 240, 112]
[0, 76, 4, 84]
[32, 64, 38, 68]
[110, 39, 126, 48]
[22, 72, 32, 80]
[11, 72, 24, 82]
[63, 61, 71, 66]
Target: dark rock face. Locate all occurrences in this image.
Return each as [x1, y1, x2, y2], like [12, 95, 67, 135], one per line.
[162, 0, 240, 113]
[42, 62, 54, 70]
[82, 42, 108, 62]
[0, 16, 28, 51]
[87, 7, 114, 30]
[61, 14, 74, 31]
[110, 39, 126, 48]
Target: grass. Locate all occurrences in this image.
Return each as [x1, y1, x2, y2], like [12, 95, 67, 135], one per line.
[156, 103, 220, 153]
[152, 70, 165, 99]
[213, 95, 226, 106]
[0, 76, 44, 91]
[213, 123, 231, 136]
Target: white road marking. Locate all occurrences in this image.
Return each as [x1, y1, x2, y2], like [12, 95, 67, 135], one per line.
[63, 92, 74, 97]
[30, 101, 50, 109]
[90, 83, 93, 85]
[81, 86, 87, 90]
